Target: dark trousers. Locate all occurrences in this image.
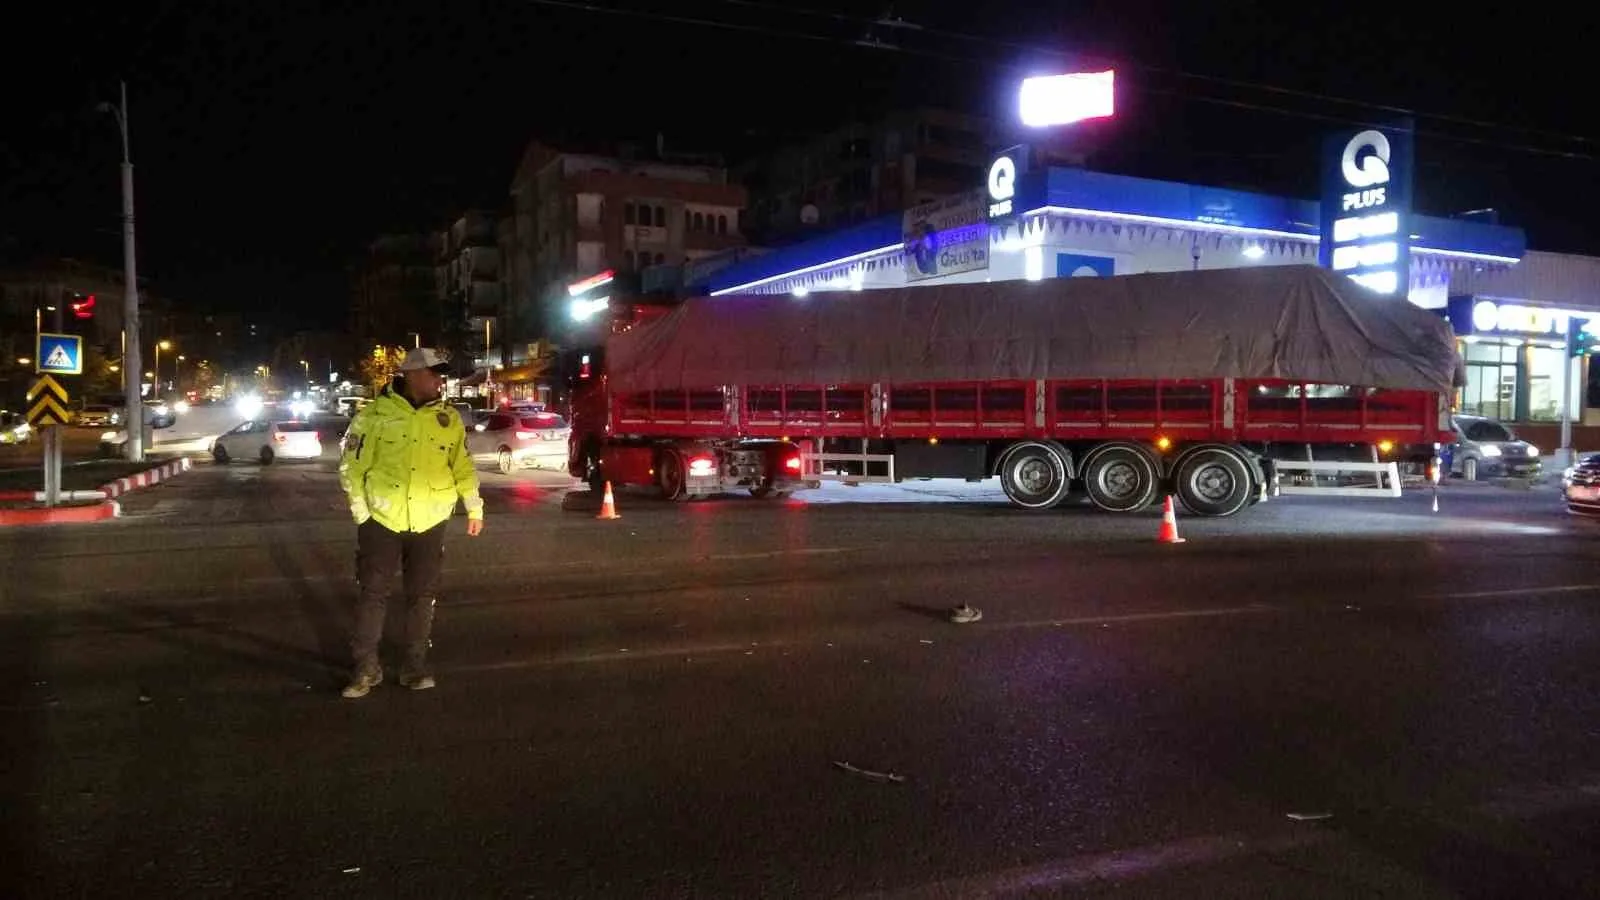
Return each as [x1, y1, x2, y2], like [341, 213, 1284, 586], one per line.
[351, 519, 445, 670]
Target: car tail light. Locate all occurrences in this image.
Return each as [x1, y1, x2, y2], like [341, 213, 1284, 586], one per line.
[274, 433, 287, 443]
[783, 454, 802, 473]
[515, 430, 537, 440]
[687, 456, 715, 477]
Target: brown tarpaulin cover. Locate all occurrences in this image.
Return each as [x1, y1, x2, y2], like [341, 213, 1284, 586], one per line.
[608, 265, 1462, 394]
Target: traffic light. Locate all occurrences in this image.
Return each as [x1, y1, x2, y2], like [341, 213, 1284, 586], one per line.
[1568, 318, 1598, 358]
[68, 291, 96, 320]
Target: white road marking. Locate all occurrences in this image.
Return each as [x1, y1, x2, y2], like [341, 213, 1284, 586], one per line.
[987, 605, 1279, 631]
[1427, 584, 1600, 600]
[446, 605, 1278, 673]
[849, 831, 1327, 898]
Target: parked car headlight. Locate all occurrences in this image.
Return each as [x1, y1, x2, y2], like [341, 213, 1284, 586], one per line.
[1480, 445, 1502, 457]
[1525, 444, 1540, 457]
[101, 431, 120, 442]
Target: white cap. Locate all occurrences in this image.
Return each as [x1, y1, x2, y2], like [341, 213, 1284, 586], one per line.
[398, 347, 450, 372]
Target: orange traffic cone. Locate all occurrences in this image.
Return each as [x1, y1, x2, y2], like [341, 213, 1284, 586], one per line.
[596, 481, 621, 520]
[1157, 495, 1186, 543]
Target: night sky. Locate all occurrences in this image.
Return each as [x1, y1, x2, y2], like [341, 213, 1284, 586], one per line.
[5, 2, 1597, 343]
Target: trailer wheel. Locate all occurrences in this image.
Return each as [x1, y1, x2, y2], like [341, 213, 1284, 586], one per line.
[658, 449, 688, 501]
[1081, 443, 1159, 512]
[1174, 445, 1253, 517]
[998, 441, 1072, 510]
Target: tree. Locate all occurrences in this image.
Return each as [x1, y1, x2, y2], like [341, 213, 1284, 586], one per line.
[80, 344, 121, 398]
[192, 360, 217, 396]
[359, 345, 406, 390]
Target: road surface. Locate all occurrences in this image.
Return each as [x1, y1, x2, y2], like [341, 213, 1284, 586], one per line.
[3, 464, 1598, 898]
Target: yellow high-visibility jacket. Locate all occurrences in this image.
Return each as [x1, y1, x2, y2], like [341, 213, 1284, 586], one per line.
[339, 386, 483, 532]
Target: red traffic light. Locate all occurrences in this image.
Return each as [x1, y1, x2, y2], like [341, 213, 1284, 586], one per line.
[70, 293, 96, 319]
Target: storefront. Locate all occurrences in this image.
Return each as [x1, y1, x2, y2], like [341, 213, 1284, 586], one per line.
[1444, 253, 1600, 436]
[696, 162, 1525, 314]
[1445, 297, 1583, 422]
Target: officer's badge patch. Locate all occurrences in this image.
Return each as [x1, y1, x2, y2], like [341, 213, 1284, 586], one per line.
[436, 412, 449, 428]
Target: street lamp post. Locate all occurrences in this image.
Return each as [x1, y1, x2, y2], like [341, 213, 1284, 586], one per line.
[153, 340, 171, 398]
[99, 82, 144, 461]
[300, 359, 310, 385]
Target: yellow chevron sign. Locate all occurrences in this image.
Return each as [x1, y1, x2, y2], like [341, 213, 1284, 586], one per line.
[26, 375, 71, 427]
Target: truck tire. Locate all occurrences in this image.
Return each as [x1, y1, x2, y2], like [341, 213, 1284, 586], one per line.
[658, 449, 689, 501]
[998, 441, 1073, 510]
[1173, 445, 1253, 517]
[1081, 442, 1159, 512]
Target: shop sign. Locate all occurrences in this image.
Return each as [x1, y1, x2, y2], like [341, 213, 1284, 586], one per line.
[1318, 126, 1413, 297]
[1446, 296, 1597, 337]
[903, 189, 989, 282]
[987, 146, 1028, 221]
[1057, 253, 1115, 278]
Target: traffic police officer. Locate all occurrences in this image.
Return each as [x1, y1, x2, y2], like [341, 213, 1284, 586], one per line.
[338, 347, 484, 697]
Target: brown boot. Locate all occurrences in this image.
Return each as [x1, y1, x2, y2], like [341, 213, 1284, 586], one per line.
[340, 662, 383, 699]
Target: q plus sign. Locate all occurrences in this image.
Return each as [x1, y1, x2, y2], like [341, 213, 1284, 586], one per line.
[987, 154, 1017, 219]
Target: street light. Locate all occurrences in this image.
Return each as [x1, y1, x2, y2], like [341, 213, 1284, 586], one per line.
[153, 340, 172, 397]
[176, 355, 186, 392]
[300, 359, 310, 383]
[98, 81, 144, 462]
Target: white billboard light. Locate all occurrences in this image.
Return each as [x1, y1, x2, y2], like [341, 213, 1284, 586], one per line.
[1331, 211, 1398, 244]
[1019, 71, 1115, 127]
[570, 295, 610, 321]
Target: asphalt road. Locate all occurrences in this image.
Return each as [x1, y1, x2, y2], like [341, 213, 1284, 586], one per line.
[3, 464, 1599, 898]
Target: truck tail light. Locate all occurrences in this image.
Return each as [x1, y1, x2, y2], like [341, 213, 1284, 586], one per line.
[687, 456, 715, 477]
[783, 454, 802, 473]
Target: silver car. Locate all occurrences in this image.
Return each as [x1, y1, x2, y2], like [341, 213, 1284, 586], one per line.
[1448, 414, 1541, 481]
[468, 410, 570, 474]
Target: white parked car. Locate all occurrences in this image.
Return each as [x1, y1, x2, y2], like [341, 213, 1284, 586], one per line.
[211, 420, 323, 465]
[468, 410, 570, 474]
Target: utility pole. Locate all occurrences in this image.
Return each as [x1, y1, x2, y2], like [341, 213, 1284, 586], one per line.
[100, 82, 144, 462]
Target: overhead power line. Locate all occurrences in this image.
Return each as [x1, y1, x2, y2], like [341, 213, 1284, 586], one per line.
[517, 0, 1600, 162]
[712, 0, 1598, 149]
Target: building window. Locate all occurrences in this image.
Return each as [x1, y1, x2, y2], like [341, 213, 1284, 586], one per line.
[624, 250, 635, 269]
[624, 203, 636, 226]
[717, 215, 728, 235]
[693, 212, 705, 231]
[654, 253, 666, 265]
[653, 206, 666, 227]
[684, 210, 691, 231]
[1461, 341, 1517, 420]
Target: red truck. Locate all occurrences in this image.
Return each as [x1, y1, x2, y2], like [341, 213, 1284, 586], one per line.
[567, 265, 1457, 517]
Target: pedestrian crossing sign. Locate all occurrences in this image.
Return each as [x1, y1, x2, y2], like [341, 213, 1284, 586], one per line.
[36, 333, 83, 375]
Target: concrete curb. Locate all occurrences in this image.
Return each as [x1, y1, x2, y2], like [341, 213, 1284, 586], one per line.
[0, 457, 192, 512]
[0, 489, 108, 502]
[0, 500, 121, 526]
[99, 457, 193, 498]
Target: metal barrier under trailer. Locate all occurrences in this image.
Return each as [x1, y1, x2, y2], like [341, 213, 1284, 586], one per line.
[1271, 460, 1403, 498]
